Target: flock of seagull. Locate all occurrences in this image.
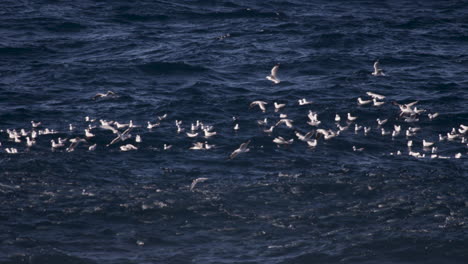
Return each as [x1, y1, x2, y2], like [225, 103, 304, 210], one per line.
[1, 62, 466, 163]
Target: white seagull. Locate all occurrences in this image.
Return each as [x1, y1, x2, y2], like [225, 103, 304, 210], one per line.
[266, 64, 280, 84]
[229, 140, 251, 159]
[371, 60, 385, 76]
[250, 101, 268, 112]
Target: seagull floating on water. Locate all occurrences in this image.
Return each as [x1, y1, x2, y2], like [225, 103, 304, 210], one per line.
[93, 91, 116, 100]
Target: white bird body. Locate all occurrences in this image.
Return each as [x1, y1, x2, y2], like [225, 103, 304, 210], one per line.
[85, 129, 95, 138]
[51, 139, 64, 149]
[357, 97, 372, 105]
[273, 136, 294, 145]
[274, 102, 285, 112]
[371, 61, 385, 76]
[298, 98, 313, 105]
[31, 121, 41, 128]
[276, 119, 294, 128]
[263, 126, 274, 133]
[186, 132, 198, 138]
[229, 140, 251, 159]
[190, 177, 208, 191]
[135, 135, 142, 143]
[366, 92, 385, 100]
[120, 144, 138, 151]
[88, 144, 97, 151]
[93, 90, 116, 100]
[373, 98, 385, 106]
[204, 129, 217, 138]
[307, 139, 318, 147]
[147, 121, 160, 129]
[428, 113, 439, 120]
[162, 144, 171, 150]
[266, 64, 280, 84]
[376, 118, 388, 126]
[335, 114, 341, 122]
[347, 113, 357, 121]
[295, 131, 314, 142]
[250, 101, 268, 112]
[190, 142, 205, 150]
[423, 140, 434, 147]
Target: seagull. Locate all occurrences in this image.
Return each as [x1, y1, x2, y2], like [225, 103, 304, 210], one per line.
[357, 97, 372, 105]
[364, 127, 371, 135]
[163, 144, 172, 150]
[263, 126, 274, 133]
[190, 142, 205, 150]
[298, 98, 313, 105]
[353, 146, 364, 152]
[26, 137, 35, 147]
[158, 114, 168, 121]
[295, 131, 314, 142]
[190, 177, 208, 191]
[147, 121, 160, 129]
[266, 64, 280, 84]
[120, 144, 138, 151]
[86, 116, 96, 122]
[373, 98, 385, 106]
[135, 135, 142, 143]
[115, 121, 130, 129]
[229, 140, 251, 159]
[371, 60, 385, 76]
[376, 118, 388, 126]
[234, 124, 240, 131]
[276, 119, 294, 128]
[93, 90, 116, 100]
[31, 121, 41, 128]
[85, 143, 96, 151]
[337, 124, 349, 132]
[423, 140, 434, 147]
[85, 129, 95, 138]
[204, 129, 217, 138]
[381, 128, 391, 136]
[335, 114, 341, 122]
[394, 125, 401, 133]
[107, 127, 133, 146]
[407, 140, 413, 147]
[355, 124, 362, 133]
[347, 113, 357, 121]
[307, 139, 318, 147]
[273, 136, 294, 145]
[428, 113, 439, 120]
[366, 92, 385, 100]
[5, 148, 18, 154]
[204, 141, 216, 150]
[66, 137, 87, 152]
[250, 101, 268, 112]
[274, 102, 286, 112]
[100, 124, 119, 134]
[257, 118, 268, 126]
[186, 132, 198, 138]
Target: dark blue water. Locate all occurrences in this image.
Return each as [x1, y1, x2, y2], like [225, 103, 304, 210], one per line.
[1, 1, 467, 263]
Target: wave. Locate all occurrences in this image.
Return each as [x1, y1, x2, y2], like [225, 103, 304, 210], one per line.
[138, 61, 208, 75]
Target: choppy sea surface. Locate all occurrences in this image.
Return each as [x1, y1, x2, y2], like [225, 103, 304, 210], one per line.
[1, 1, 467, 263]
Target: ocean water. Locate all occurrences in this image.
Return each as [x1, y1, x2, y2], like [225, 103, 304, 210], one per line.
[1, 0, 467, 263]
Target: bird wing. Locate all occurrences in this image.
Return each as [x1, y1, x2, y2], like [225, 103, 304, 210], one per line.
[239, 140, 251, 151]
[271, 65, 279, 77]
